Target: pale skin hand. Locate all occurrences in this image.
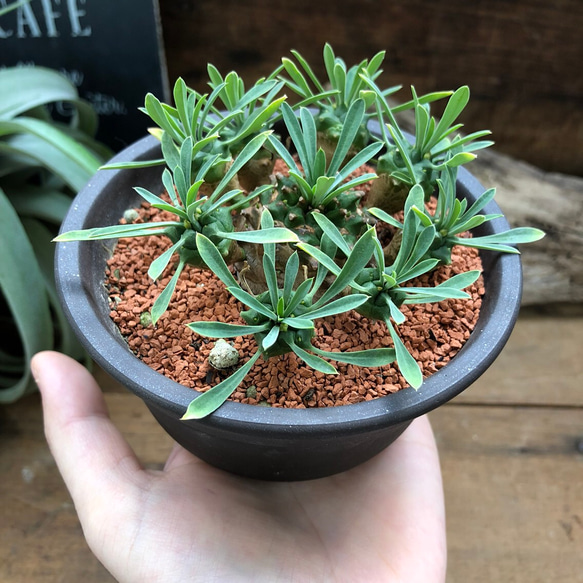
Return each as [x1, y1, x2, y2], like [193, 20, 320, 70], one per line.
[32, 351, 447, 583]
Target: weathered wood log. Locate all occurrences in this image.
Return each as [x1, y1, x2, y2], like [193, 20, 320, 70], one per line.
[469, 150, 583, 306]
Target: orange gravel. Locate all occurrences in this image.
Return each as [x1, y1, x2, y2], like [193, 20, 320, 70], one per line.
[105, 202, 484, 409]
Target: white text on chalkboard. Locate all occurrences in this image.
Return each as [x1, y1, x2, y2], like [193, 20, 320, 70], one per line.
[0, 0, 92, 39]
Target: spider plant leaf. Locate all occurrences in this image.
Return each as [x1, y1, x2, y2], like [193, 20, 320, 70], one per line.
[187, 321, 270, 338]
[281, 58, 312, 97]
[453, 228, 545, 252]
[425, 86, 470, 151]
[311, 346, 396, 367]
[289, 49, 326, 94]
[334, 141, 382, 180]
[263, 252, 279, 311]
[281, 102, 311, 173]
[210, 131, 271, 201]
[323, 43, 336, 86]
[266, 134, 298, 173]
[101, 158, 166, 170]
[0, 117, 100, 175]
[6, 186, 71, 224]
[182, 350, 263, 419]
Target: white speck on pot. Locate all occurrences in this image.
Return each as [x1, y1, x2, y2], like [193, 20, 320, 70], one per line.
[209, 339, 239, 369]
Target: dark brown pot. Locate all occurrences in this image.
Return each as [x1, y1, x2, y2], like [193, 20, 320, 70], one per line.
[55, 131, 522, 481]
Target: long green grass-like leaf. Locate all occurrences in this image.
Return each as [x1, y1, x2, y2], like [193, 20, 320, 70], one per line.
[0, 188, 53, 403]
[289, 341, 338, 375]
[187, 321, 269, 337]
[151, 258, 186, 324]
[303, 294, 368, 320]
[311, 346, 396, 367]
[226, 286, 277, 320]
[0, 134, 94, 192]
[23, 218, 86, 362]
[54, 221, 178, 241]
[182, 350, 263, 419]
[195, 233, 239, 288]
[0, 118, 100, 174]
[386, 319, 422, 389]
[6, 186, 71, 224]
[219, 228, 298, 244]
[0, 66, 95, 134]
[314, 228, 376, 307]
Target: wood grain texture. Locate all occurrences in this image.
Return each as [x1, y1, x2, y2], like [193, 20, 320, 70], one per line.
[158, 0, 583, 175]
[430, 405, 583, 583]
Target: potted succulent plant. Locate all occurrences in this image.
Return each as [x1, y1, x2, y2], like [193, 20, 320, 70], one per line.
[54, 45, 543, 480]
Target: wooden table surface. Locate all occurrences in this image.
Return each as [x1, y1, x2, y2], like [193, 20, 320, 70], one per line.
[1, 309, 582, 582]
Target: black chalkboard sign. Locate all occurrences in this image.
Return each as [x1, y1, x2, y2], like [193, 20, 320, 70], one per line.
[0, 0, 169, 150]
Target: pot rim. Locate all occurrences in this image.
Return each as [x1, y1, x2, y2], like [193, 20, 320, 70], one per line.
[55, 132, 522, 435]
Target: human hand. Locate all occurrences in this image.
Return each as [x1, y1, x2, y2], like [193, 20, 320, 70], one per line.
[32, 351, 446, 583]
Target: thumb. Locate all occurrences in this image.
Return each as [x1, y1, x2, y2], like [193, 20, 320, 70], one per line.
[31, 351, 145, 516]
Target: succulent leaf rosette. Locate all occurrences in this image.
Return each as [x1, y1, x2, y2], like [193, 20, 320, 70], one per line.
[55, 45, 545, 418]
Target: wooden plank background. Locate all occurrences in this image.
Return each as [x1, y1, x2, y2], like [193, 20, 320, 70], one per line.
[158, 0, 583, 176]
[1, 311, 582, 582]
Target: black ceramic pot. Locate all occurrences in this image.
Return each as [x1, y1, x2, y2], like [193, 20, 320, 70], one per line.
[55, 133, 522, 481]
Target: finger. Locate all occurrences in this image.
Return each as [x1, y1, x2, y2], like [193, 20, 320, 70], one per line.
[31, 352, 145, 513]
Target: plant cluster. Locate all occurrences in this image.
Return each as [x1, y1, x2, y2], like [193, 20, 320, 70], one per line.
[0, 65, 110, 403]
[56, 44, 544, 418]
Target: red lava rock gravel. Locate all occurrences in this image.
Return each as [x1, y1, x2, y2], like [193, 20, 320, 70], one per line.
[106, 202, 484, 409]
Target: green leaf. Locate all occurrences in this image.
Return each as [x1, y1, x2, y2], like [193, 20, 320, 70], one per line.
[315, 228, 376, 307]
[262, 326, 280, 350]
[282, 278, 314, 318]
[283, 252, 300, 303]
[0, 65, 94, 132]
[0, 132, 96, 192]
[151, 259, 186, 324]
[281, 317, 314, 330]
[195, 233, 239, 289]
[54, 221, 178, 242]
[219, 227, 298, 244]
[0, 188, 52, 403]
[311, 213, 351, 256]
[328, 99, 365, 175]
[367, 207, 403, 230]
[303, 294, 368, 320]
[182, 350, 263, 419]
[289, 341, 338, 375]
[227, 287, 277, 320]
[187, 321, 269, 338]
[386, 319, 423, 389]
[147, 235, 187, 281]
[311, 346, 396, 367]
